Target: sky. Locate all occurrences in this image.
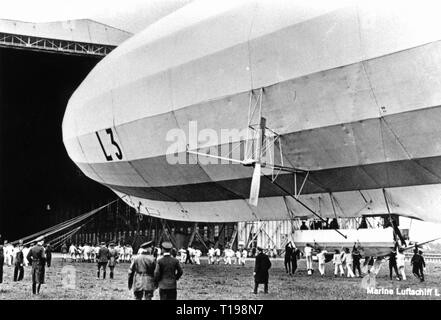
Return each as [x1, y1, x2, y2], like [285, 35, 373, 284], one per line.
[0, 0, 194, 33]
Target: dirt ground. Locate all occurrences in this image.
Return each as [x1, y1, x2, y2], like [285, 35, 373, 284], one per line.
[1, 255, 441, 300]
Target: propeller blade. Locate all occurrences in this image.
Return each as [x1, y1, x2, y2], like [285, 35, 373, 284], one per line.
[249, 163, 261, 206]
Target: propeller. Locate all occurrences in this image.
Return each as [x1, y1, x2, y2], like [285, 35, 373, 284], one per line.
[249, 162, 261, 206]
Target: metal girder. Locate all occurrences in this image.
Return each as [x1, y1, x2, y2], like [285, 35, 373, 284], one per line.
[0, 32, 116, 56]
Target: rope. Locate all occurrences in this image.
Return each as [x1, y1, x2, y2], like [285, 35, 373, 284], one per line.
[13, 199, 119, 245]
[262, 175, 348, 239]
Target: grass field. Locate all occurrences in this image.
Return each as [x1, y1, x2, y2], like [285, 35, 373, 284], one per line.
[1, 255, 440, 300]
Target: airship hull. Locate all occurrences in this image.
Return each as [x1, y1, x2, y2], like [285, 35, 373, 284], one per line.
[62, 0, 441, 223]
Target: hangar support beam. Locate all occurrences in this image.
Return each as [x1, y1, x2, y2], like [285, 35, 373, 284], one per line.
[0, 32, 116, 57]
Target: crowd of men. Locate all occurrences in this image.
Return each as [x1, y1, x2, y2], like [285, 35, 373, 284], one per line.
[61, 243, 134, 263]
[283, 241, 427, 283]
[0, 233, 430, 299]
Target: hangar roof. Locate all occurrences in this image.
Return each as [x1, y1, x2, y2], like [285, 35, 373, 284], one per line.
[0, 19, 132, 45]
[0, 19, 133, 56]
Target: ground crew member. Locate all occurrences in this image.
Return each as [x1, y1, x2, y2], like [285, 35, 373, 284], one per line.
[97, 242, 110, 279]
[291, 245, 299, 274]
[342, 248, 355, 277]
[27, 237, 46, 295]
[389, 248, 400, 280]
[352, 246, 362, 277]
[241, 248, 248, 266]
[45, 243, 52, 267]
[253, 247, 271, 294]
[304, 243, 313, 275]
[215, 247, 221, 264]
[61, 243, 68, 262]
[333, 249, 344, 277]
[154, 241, 183, 300]
[396, 249, 406, 280]
[207, 246, 215, 264]
[128, 241, 156, 300]
[108, 243, 119, 279]
[411, 250, 426, 282]
[284, 242, 293, 275]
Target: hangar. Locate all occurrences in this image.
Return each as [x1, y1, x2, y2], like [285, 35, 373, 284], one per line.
[0, 18, 311, 253]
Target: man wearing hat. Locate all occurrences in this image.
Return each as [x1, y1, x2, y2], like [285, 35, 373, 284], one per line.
[26, 236, 46, 294]
[253, 247, 271, 294]
[128, 241, 156, 300]
[154, 241, 183, 300]
[108, 243, 119, 280]
[97, 242, 110, 279]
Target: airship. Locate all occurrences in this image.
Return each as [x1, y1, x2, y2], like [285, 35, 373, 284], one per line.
[62, 0, 441, 231]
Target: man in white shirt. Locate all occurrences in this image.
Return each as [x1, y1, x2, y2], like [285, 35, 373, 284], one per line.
[234, 250, 241, 265]
[214, 247, 221, 264]
[207, 247, 215, 264]
[316, 249, 327, 276]
[4, 242, 13, 266]
[179, 248, 187, 263]
[69, 244, 77, 262]
[241, 249, 248, 266]
[22, 245, 30, 266]
[304, 243, 313, 275]
[194, 249, 202, 265]
[396, 250, 407, 280]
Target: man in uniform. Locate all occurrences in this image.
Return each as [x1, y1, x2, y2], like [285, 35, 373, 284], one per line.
[97, 242, 110, 279]
[13, 241, 24, 281]
[128, 241, 156, 300]
[27, 237, 46, 295]
[253, 247, 271, 294]
[108, 243, 119, 280]
[154, 241, 183, 300]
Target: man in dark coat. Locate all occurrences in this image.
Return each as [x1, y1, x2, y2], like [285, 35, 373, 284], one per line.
[108, 243, 119, 280]
[13, 242, 25, 281]
[284, 242, 293, 275]
[388, 248, 400, 280]
[154, 241, 183, 300]
[411, 250, 426, 282]
[27, 237, 46, 294]
[128, 241, 156, 300]
[45, 244, 52, 267]
[352, 246, 362, 277]
[291, 245, 300, 275]
[253, 247, 271, 294]
[97, 242, 110, 279]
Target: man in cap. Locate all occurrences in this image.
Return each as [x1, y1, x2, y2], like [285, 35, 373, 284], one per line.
[108, 243, 119, 280]
[97, 242, 110, 279]
[253, 247, 271, 294]
[13, 240, 25, 281]
[128, 241, 156, 300]
[27, 236, 46, 294]
[154, 241, 183, 300]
